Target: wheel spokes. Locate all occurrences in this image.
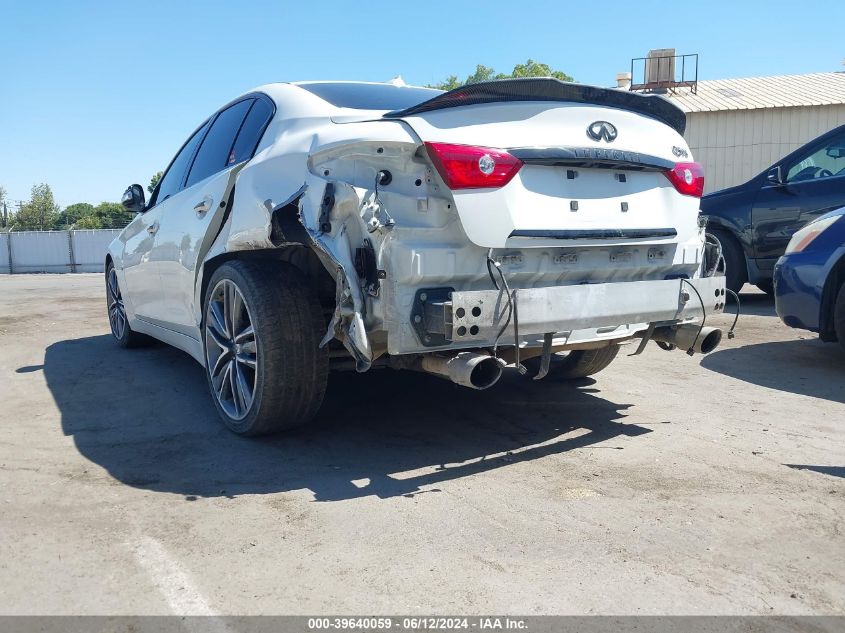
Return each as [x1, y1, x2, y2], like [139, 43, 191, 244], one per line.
[231, 361, 245, 416]
[205, 278, 258, 421]
[206, 318, 229, 351]
[234, 324, 253, 343]
[236, 353, 257, 369]
[107, 270, 126, 338]
[215, 361, 232, 401]
[210, 348, 232, 383]
[108, 270, 121, 303]
[229, 285, 243, 340]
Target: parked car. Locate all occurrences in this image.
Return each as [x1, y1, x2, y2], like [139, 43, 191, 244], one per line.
[774, 207, 845, 350]
[108, 78, 726, 436]
[700, 124, 845, 294]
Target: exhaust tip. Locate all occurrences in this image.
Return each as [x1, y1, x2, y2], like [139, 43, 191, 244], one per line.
[699, 327, 722, 354]
[470, 357, 504, 389]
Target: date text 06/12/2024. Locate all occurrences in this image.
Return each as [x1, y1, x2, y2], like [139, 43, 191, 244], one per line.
[307, 617, 528, 630]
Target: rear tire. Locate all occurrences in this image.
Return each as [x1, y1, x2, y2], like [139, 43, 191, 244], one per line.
[203, 260, 329, 436]
[711, 229, 747, 294]
[526, 345, 621, 380]
[834, 283, 845, 354]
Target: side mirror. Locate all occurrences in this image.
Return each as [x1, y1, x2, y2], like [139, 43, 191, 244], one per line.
[766, 166, 784, 186]
[121, 184, 146, 213]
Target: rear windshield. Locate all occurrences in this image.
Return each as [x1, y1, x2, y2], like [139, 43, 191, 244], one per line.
[296, 82, 442, 111]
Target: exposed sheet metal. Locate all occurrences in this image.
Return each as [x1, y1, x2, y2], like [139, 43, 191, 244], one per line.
[298, 180, 374, 371]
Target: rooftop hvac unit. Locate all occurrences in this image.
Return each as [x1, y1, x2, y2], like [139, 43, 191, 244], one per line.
[646, 48, 676, 86]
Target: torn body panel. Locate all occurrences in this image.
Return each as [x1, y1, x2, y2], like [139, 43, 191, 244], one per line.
[298, 178, 374, 371]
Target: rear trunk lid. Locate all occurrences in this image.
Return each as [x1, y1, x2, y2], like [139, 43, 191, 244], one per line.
[385, 79, 698, 249]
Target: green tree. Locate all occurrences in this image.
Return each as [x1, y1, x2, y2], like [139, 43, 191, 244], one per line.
[430, 59, 574, 90]
[101, 202, 135, 228]
[13, 183, 60, 230]
[464, 64, 497, 85]
[58, 202, 94, 227]
[148, 171, 163, 194]
[0, 185, 8, 228]
[75, 215, 103, 229]
[90, 201, 134, 229]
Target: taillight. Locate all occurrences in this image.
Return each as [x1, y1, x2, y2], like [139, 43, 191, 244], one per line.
[664, 162, 705, 197]
[424, 142, 523, 190]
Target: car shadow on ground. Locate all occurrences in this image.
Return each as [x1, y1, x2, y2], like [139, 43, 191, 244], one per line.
[701, 338, 845, 404]
[785, 464, 845, 479]
[734, 290, 776, 318]
[42, 335, 649, 502]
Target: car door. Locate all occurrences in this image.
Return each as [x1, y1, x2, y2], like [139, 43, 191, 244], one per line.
[752, 128, 845, 267]
[122, 120, 210, 320]
[153, 96, 275, 336]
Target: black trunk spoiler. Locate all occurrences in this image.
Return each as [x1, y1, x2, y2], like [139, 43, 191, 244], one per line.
[384, 78, 686, 135]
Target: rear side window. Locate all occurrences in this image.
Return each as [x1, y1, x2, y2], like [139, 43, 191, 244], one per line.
[228, 99, 274, 165]
[297, 82, 441, 110]
[155, 121, 210, 204]
[186, 99, 253, 188]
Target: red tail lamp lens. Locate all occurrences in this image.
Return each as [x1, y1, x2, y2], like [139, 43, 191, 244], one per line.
[425, 142, 523, 190]
[664, 162, 705, 197]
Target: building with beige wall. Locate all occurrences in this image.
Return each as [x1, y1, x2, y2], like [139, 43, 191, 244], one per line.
[663, 72, 845, 193]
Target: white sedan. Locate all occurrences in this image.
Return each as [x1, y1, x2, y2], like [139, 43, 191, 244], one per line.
[107, 79, 725, 435]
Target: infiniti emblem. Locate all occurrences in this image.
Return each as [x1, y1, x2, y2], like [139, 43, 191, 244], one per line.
[587, 121, 617, 143]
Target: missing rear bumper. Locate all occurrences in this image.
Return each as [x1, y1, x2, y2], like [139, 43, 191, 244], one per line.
[411, 276, 726, 347]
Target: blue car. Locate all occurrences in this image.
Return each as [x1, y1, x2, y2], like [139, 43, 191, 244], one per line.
[774, 207, 845, 351]
[702, 124, 845, 294]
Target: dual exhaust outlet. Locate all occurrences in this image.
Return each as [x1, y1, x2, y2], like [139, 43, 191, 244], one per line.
[418, 323, 723, 390]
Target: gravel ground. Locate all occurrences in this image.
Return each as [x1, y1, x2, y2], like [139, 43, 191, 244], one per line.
[0, 273, 842, 615]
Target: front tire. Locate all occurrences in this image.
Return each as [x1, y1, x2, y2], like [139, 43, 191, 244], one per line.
[834, 282, 845, 354]
[105, 262, 151, 348]
[203, 260, 328, 436]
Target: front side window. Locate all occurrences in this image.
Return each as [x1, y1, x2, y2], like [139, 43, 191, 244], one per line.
[185, 99, 253, 188]
[786, 132, 845, 183]
[153, 121, 210, 205]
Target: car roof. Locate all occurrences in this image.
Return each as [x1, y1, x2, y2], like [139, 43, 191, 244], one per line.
[240, 81, 441, 117]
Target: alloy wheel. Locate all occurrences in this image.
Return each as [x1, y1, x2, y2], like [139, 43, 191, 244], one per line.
[205, 279, 258, 421]
[107, 267, 127, 340]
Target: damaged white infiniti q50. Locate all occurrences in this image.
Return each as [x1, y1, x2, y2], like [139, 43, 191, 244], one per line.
[107, 78, 729, 435]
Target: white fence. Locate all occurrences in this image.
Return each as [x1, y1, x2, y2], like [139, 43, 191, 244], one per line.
[0, 229, 120, 274]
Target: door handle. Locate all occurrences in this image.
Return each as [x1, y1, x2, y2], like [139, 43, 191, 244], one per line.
[146, 221, 159, 235]
[194, 197, 212, 216]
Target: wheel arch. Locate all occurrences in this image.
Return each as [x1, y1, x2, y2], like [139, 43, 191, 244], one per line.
[708, 225, 749, 287]
[704, 211, 754, 259]
[819, 251, 845, 342]
[198, 245, 336, 328]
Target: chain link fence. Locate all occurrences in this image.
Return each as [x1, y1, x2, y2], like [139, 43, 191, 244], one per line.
[0, 229, 120, 274]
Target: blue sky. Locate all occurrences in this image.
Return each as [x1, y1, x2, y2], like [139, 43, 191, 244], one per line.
[1, 0, 842, 207]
